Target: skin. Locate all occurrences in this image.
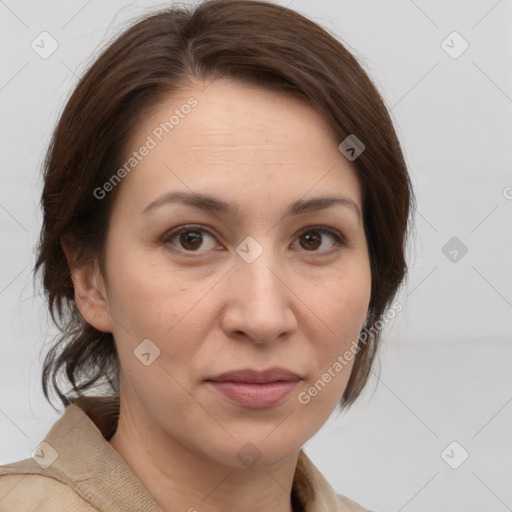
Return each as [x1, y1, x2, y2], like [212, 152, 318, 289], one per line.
[66, 78, 372, 512]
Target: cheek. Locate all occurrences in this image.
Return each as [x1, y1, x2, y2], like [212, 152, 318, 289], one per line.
[308, 267, 371, 380]
[315, 265, 371, 335]
[296, 290, 366, 420]
[103, 248, 217, 382]
[104, 240, 184, 329]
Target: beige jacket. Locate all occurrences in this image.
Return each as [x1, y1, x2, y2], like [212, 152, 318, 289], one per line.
[0, 397, 372, 512]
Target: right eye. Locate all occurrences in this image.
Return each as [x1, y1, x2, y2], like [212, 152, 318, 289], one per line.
[162, 225, 221, 254]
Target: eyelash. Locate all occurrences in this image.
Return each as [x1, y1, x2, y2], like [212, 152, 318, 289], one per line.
[161, 224, 347, 256]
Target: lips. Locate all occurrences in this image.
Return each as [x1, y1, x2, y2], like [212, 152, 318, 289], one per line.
[205, 367, 302, 408]
[207, 367, 301, 384]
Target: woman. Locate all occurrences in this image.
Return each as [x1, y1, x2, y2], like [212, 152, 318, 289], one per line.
[0, 0, 413, 510]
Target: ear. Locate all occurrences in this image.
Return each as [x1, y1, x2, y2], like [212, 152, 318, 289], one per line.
[62, 243, 113, 333]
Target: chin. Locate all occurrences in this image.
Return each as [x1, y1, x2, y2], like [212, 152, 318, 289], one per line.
[200, 433, 303, 470]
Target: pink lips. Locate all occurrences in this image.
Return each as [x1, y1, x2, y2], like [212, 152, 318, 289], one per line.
[205, 367, 301, 408]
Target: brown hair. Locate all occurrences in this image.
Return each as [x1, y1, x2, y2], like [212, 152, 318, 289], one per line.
[36, 0, 414, 413]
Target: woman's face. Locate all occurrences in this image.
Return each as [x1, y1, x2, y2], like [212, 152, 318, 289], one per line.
[89, 78, 371, 467]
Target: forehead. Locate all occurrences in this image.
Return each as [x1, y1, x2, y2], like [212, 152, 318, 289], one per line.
[115, 78, 362, 214]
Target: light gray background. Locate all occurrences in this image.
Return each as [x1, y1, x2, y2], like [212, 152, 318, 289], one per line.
[1, 1, 511, 511]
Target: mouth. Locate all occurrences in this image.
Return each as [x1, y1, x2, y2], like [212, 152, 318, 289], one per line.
[205, 367, 302, 408]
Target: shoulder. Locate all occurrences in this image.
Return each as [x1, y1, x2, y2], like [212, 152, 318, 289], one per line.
[0, 460, 97, 512]
[336, 492, 376, 512]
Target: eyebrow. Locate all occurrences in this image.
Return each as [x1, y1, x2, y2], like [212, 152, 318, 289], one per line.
[142, 191, 361, 222]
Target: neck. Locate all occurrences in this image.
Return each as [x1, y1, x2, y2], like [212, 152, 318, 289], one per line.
[109, 402, 301, 512]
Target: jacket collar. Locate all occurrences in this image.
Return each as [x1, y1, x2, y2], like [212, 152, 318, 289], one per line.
[4, 396, 351, 511]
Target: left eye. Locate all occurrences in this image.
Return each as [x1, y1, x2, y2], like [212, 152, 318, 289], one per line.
[162, 225, 345, 254]
[293, 227, 345, 253]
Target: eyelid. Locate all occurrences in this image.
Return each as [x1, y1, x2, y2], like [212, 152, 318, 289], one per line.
[296, 225, 347, 244]
[161, 224, 221, 254]
[293, 225, 348, 255]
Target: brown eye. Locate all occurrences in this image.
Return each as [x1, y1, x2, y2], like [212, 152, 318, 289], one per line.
[299, 231, 321, 250]
[163, 226, 218, 252]
[179, 229, 203, 250]
[294, 227, 345, 253]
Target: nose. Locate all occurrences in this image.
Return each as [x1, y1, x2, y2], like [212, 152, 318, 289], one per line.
[220, 243, 297, 345]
